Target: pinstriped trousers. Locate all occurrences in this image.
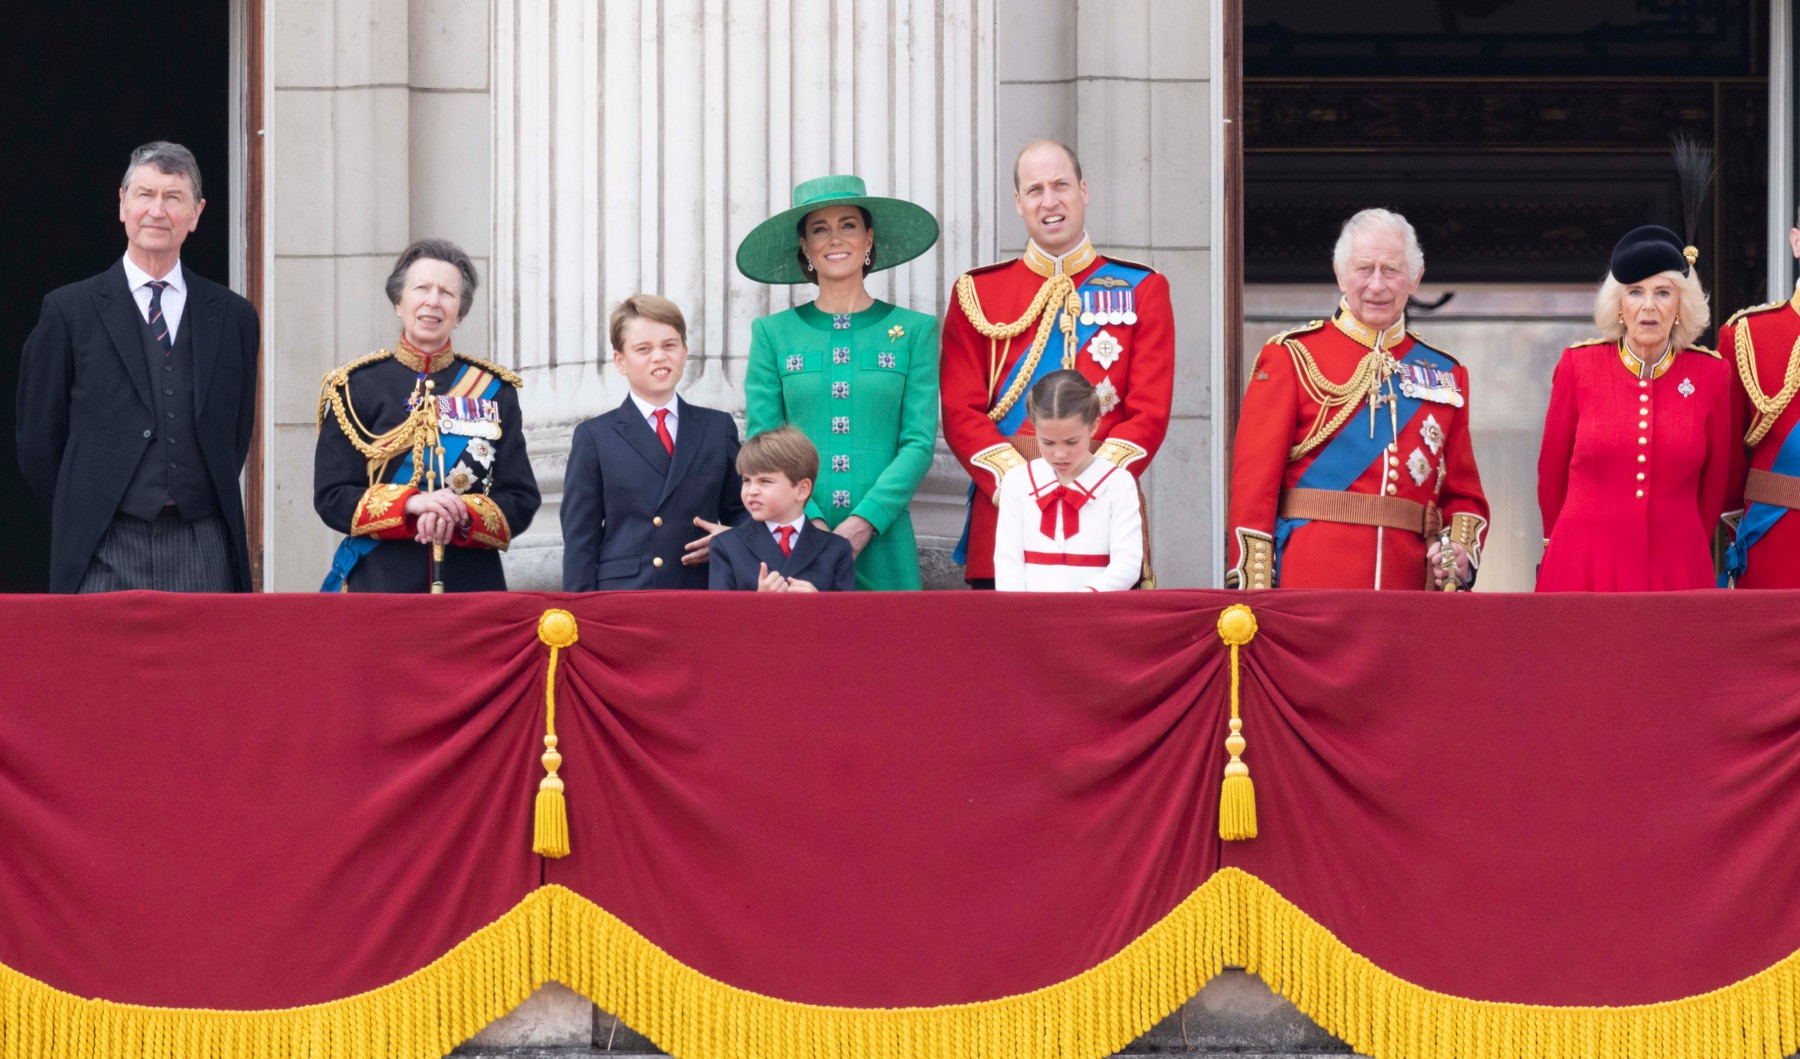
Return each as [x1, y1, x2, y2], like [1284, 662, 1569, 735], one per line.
[77, 509, 235, 593]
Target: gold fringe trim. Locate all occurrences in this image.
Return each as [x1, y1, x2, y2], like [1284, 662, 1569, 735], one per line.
[0, 886, 553, 1059]
[11, 872, 1800, 1059]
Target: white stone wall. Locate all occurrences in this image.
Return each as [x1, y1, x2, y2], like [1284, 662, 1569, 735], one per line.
[267, 0, 495, 591]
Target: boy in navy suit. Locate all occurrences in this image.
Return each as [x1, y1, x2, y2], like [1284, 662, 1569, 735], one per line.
[561, 295, 746, 590]
[710, 427, 856, 592]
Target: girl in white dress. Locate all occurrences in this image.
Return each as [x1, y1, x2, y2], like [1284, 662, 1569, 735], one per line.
[994, 370, 1144, 591]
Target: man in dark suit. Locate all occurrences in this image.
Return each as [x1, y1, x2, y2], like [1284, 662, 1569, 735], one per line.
[17, 142, 260, 592]
[560, 295, 746, 591]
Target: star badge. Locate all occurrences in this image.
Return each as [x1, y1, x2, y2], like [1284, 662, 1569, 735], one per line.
[1095, 377, 1120, 415]
[1407, 448, 1431, 486]
[1678, 377, 1695, 398]
[1421, 414, 1444, 456]
[1088, 329, 1122, 370]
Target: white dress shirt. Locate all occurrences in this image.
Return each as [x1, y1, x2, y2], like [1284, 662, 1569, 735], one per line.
[627, 391, 679, 444]
[767, 515, 806, 553]
[122, 255, 187, 341]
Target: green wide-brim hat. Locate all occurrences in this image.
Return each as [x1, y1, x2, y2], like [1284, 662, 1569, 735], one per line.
[735, 174, 941, 285]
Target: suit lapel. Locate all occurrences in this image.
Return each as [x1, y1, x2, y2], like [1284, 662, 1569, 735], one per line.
[742, 522, 789, 572]
[186, 270, 223, 415]
[611, 395, 673, 478]
[96, 262, 154, 413]
[657, 397, 703, 510]
[780, 522, 829, 580]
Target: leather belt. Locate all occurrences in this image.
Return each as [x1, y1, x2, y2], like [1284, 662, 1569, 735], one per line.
[1278, 487, 1443, 538]
[1745, 467, 1800, 511]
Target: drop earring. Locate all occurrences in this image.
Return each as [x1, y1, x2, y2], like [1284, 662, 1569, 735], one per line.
[863, 248, 872, 267]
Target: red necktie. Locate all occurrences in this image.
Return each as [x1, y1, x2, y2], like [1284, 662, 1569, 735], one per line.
[653, 408, 674, 455]
[777, 526, 795, 556]
[1036, 484, 1090, 538]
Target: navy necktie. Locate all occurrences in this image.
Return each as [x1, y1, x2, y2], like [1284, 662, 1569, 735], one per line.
[146, 280, 172, 351]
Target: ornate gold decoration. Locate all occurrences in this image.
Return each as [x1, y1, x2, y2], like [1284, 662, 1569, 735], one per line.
[1449, 512, 1487, 566]
[955, 270, 1081, 423]
[887, 325, 905, 341]
[1095, 437, 1148, 471]
[1227, 528, 1275, 591]
[462, 495, 512, 549]
[1732, 321, 1800, 447]
[453, 352, 525, 389]
[533, 608, 578, 858]
[394, 337, 455, 374]
[970, 443, 1027, 498]
[1216, 604, 1259, 841]
[1330, 302, 1406, 351]
[1022, 237, 1096, 279]
[1283, 338, 1392, 462]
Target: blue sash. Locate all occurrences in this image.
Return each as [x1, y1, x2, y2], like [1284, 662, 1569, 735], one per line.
[955, 262, 1153, 564]
[1272, 339, 1454, 581]
[320, 365, 503, 591]
[1721, 420, 1800, 585]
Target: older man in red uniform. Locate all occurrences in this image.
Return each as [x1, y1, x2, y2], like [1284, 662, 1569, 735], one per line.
[1227, 208, 1488, 590]
[941, 140, 1174, 587]
[1720, 219, 1800, 588]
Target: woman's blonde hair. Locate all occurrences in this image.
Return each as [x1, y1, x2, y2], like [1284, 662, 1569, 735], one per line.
[1594, 268, 1711, 350]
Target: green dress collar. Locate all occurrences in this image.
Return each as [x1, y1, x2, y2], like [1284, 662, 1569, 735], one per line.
[793, 299, 897, 332]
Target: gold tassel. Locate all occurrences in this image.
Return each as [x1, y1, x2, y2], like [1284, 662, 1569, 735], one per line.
[1216, 604, 1259, 841]
[534, 609, 579, 858]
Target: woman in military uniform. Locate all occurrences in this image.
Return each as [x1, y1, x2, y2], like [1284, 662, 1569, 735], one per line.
[735, 175, 941, 590]
[1536, 225, 1732, 592]
[314, 239, 540, 591]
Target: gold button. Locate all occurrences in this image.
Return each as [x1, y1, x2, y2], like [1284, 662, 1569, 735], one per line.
[1385, 484, 1397, 495]
[1639, 380, 1649, 388]
[1638, 437, 1648, 445]
[653, 516, 663, 527]
[653, 557, 664, 568]
[1387, 469, 1399, 479]
[1638, 420, 1648, 429]
[1636, 490, 1645, 499]
[1636, 472, 1645, 481]
[1637, 454, 1646, 463]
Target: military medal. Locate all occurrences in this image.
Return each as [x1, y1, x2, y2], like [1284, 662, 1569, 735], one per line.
[1107, 292, 1125, 326]
[1079, 291, 1096, 327]
[437, 396, 502, 440]
[1123, 291, 1138, 326]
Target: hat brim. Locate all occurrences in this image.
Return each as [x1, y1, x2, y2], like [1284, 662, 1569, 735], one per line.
[735, 196, 941, 285]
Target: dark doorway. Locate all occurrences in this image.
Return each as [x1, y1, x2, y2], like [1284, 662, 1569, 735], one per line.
[1242, 0, 1768, 313]
[0, 0, 232, 592]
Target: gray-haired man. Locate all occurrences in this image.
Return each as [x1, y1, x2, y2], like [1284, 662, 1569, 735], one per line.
[17, 141, 261, 592]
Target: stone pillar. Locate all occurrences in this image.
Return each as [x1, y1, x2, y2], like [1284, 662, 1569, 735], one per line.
[493, 0, 998, 590]
[266, 0, 497, 591]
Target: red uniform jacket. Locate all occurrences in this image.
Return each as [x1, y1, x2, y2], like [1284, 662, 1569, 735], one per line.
[941, 239, 1173, 582]
[1536, 340, 1731, 592]
[1718, 288, 1800, 588]
[1227, 306, 1489, 590]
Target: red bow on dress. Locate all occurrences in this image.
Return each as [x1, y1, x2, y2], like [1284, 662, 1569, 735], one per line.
[1037, 484, 1091, 538]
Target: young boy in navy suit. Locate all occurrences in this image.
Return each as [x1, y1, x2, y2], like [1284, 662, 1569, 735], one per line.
[561, 295, 745, 590]
[709, 427, 856, 592]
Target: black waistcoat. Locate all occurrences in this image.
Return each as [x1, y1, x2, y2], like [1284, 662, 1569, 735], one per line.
[118, 310, 217, 521]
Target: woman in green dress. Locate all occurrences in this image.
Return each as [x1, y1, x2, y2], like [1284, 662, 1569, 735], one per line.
[736, 175, 942, 590]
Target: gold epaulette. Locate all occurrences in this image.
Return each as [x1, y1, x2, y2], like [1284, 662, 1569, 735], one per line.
[1568, 337, 1613, 349]
[1725, 298, 1788, 330]
[1101, 255, 1159, 274]
[1263, 320, 1325, 347]
[317, 349, 394, 429]
[961, 258, 1014, 278]
[1687, 344, 1722, 359]
[1405, 332, 1462, 365]
[455, 352, 524, 388]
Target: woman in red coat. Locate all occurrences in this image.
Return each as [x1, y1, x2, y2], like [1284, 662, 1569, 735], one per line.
[1536, 225, 1733, 591]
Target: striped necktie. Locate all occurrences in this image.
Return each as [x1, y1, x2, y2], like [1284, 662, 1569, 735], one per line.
[146, 280, 173, 351]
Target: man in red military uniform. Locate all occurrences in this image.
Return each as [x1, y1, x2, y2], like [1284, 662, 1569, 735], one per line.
[1227, 208, 1489, 590]
[1720, 218, 1800, 588]
[941, 139, 1173, 587]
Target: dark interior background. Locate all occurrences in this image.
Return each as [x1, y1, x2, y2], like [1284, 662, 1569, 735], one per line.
[1244, 0, 1769, 316]
[0, 0, 229, 592]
